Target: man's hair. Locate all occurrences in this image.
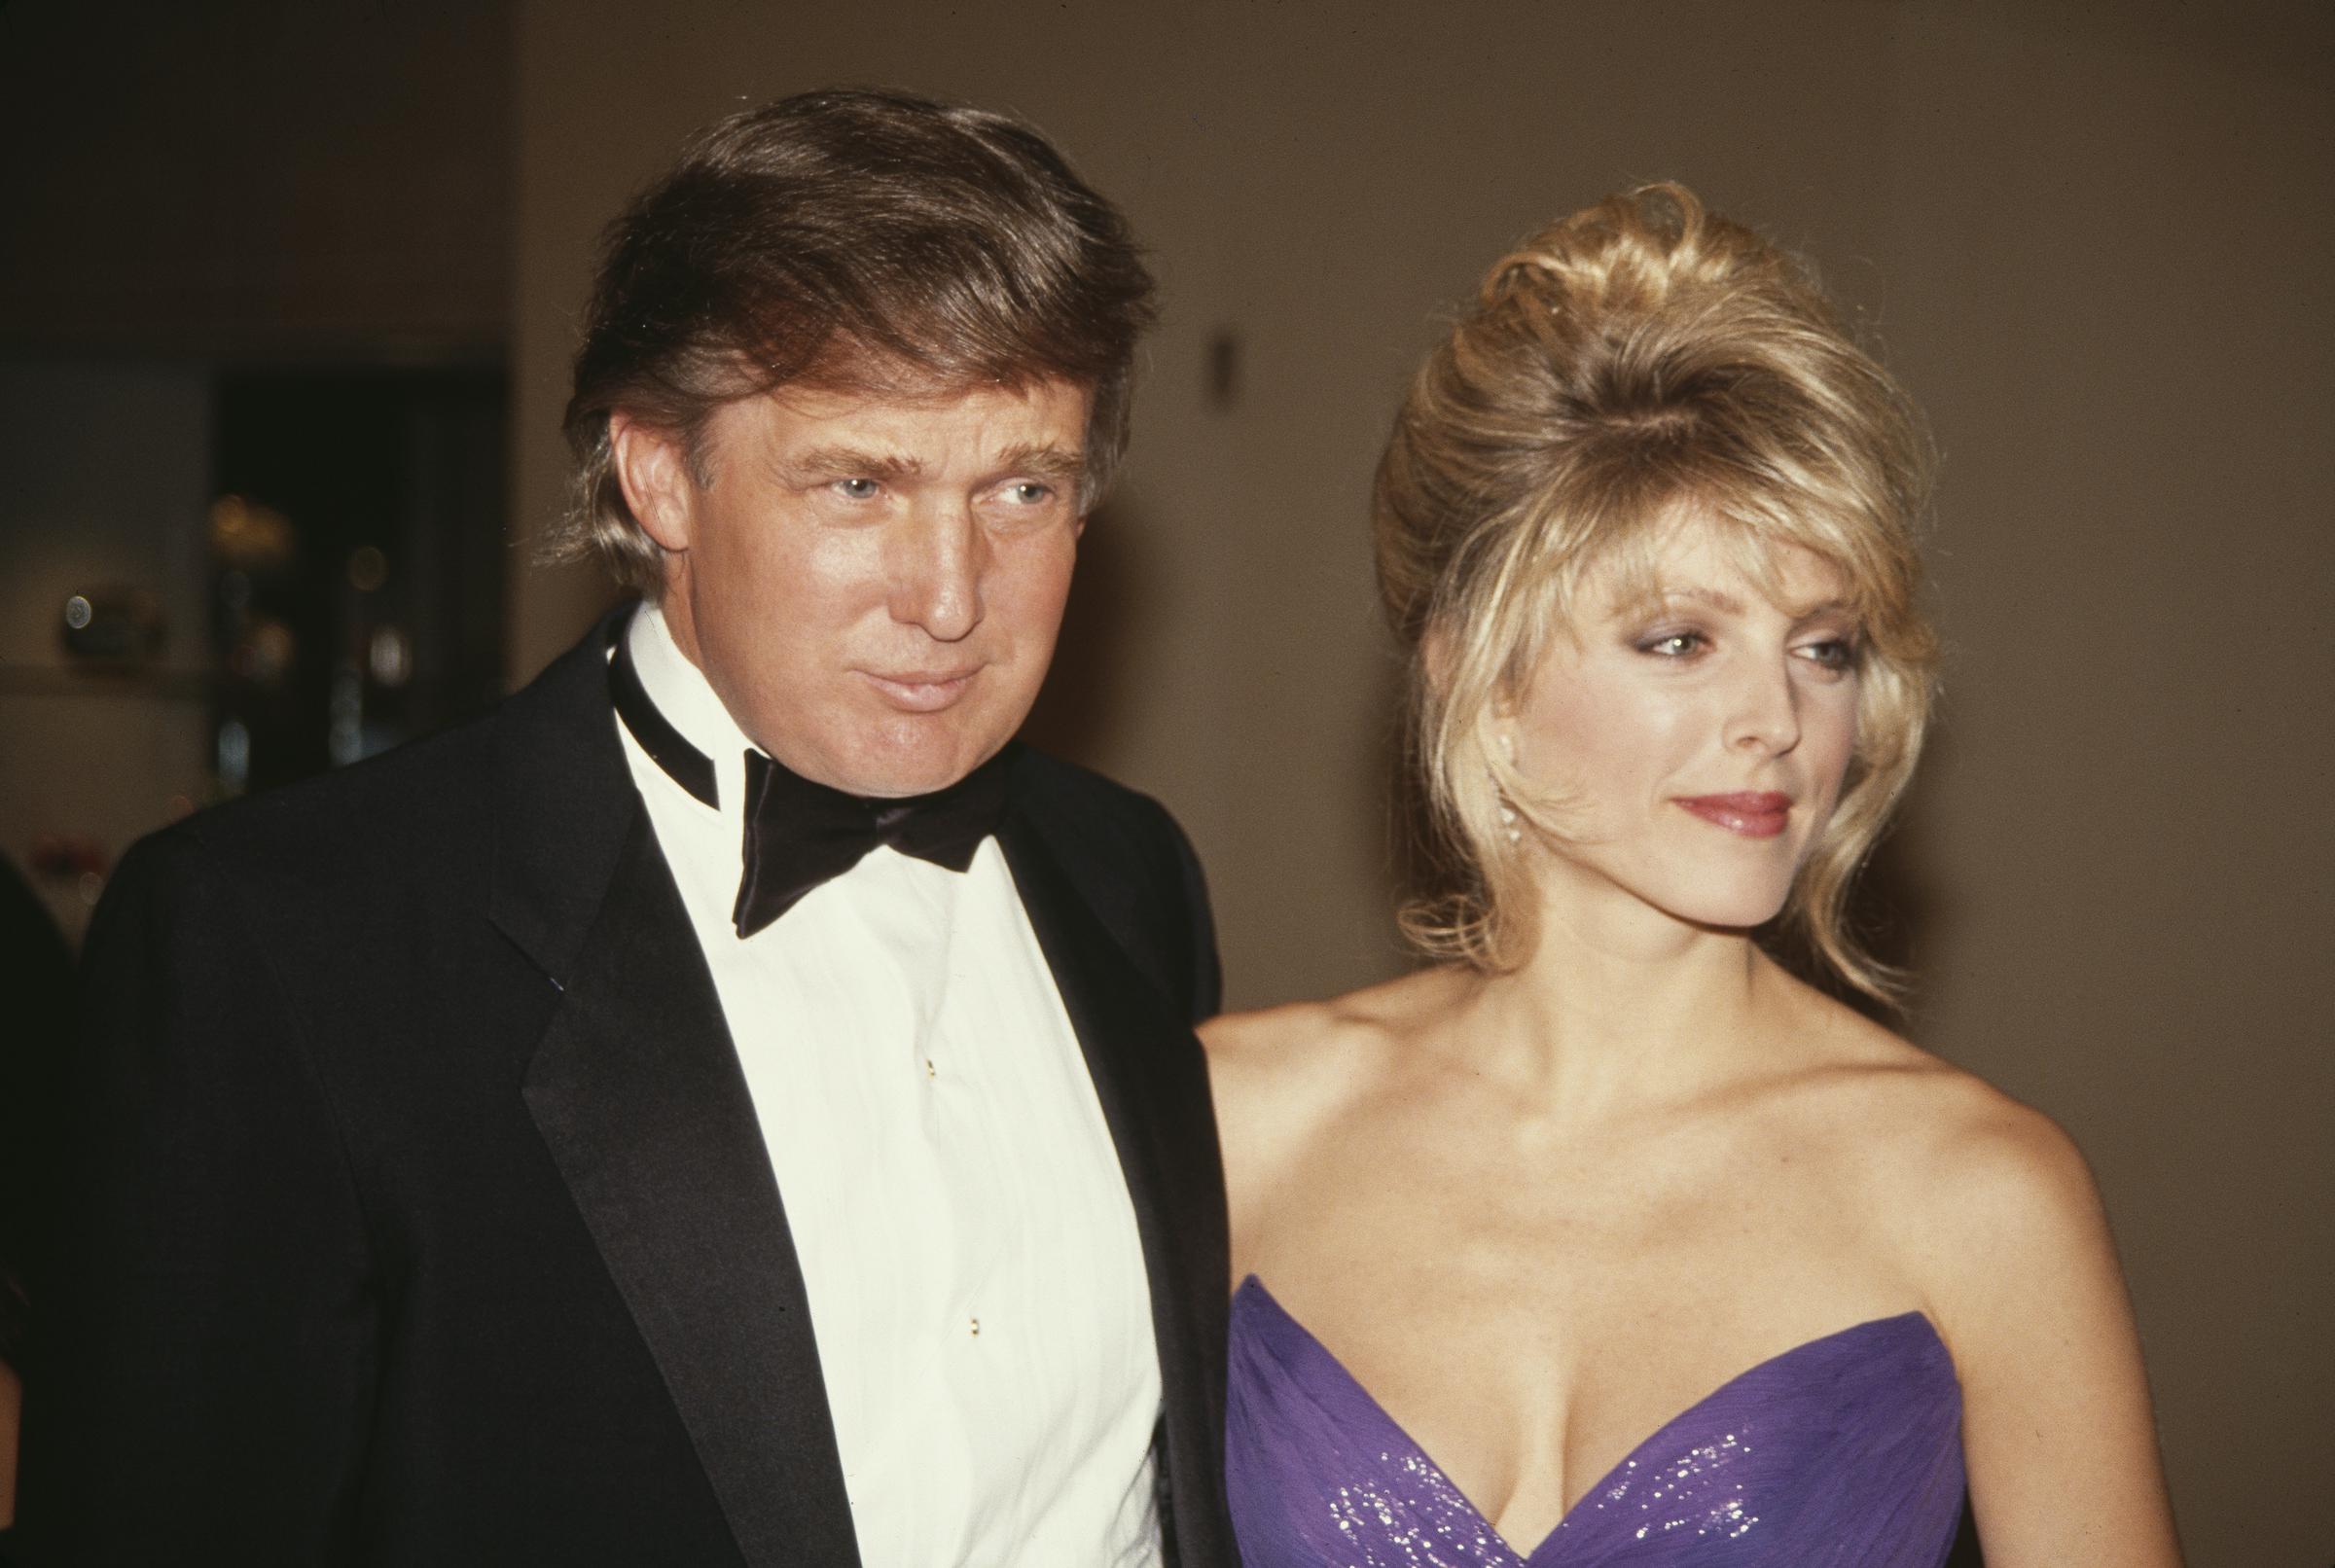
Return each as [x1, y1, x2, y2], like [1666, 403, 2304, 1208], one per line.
[1376, 184, 1938, 1001]
[552, 88, 1157, 593]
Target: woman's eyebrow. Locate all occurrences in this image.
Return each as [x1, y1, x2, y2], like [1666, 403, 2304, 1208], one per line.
[1654, 585, 1853, 621]
[1658, 585, 1746, 614]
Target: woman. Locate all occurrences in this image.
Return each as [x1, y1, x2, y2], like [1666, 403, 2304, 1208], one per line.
[1203, 186, 2181, 1567]
[0, 850, 73, 1560]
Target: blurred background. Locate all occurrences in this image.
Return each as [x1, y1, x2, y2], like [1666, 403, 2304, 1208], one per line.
[0, 2, 2326, 1562]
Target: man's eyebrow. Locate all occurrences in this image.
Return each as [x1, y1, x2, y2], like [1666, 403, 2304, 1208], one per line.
[777, 445, 923, 481]
[772, 443, 1086, 484]
[992, 442, 1087, 482]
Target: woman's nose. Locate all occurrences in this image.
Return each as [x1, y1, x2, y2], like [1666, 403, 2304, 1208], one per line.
[1723, 656, 1802, 755]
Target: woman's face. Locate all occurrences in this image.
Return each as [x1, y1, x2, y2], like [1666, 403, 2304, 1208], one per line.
[1502, 522, 1862, 936]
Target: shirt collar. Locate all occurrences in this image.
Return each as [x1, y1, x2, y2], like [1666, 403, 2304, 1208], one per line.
[625, 599, 758, 818]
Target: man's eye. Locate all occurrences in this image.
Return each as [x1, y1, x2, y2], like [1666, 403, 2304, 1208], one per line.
[831, 478, 880, 500]
[1001, 481, 1054, 505]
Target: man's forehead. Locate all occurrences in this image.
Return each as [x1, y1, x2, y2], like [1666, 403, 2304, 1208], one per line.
[760, 374, 1090, 423]
[766, 337, 1088, 410]
[713, 374, 1093, 473]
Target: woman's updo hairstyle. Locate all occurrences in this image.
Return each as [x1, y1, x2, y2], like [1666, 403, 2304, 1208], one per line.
[1376, 183, 1937, 999]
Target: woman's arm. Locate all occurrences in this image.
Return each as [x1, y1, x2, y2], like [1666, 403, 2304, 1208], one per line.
[1926, 1105, 2183, 1567]
[1, 1356, 18, 1529]
[1199, 998, 1361, 1285]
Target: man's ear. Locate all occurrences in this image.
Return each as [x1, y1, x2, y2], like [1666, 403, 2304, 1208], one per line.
[608, 412, 697, 555]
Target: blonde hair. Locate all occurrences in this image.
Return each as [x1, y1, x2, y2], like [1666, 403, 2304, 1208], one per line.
[1376, 184, 1937, 1000]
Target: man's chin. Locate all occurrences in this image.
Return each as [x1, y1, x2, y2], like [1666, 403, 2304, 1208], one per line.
[826, 728, 1010, 800]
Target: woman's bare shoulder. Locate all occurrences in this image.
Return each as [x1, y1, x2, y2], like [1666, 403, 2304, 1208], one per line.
[1803, 1009, 2177, 1558]
[1827, 1010, 2085, 1204]
[1898, 1069, 2108, 1286]
[1202, 967, 1470, 1170]
[1770, 993, 2110, 1299]
[1203, 966, 1467, 1071]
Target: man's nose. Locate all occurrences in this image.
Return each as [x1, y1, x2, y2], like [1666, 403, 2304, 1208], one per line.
[1723, 655, 1802, 756]
[889, 501, 985, 641]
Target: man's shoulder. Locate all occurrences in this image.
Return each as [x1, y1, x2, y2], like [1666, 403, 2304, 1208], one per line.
[143, 614, 624, 898]
[1004, 745, 1187, 868]
[133, 711, 504, 904]
[1001, 744, 1217, 1018]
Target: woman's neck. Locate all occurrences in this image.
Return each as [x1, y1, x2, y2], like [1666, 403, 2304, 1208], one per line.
[1442, 876, 1787, 1119]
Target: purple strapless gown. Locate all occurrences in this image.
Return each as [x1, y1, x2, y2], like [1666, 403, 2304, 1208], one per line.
[1226, 1277, 1964, 1567]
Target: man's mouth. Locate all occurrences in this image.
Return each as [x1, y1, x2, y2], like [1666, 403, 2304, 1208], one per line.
[860, 665, 982, 712]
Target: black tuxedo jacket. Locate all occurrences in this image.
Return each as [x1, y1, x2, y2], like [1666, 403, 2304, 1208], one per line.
[21, 614, 1237, 1567]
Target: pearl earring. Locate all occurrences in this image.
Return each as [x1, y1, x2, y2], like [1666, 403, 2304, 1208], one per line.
[1494, 731, 1522, 845]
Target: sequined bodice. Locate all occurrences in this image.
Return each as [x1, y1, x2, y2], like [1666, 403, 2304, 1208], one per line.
[1226, 1278, 1964, 1567]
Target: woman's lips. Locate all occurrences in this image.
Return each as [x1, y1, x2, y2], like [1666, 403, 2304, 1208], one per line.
[861, 666, 980, 712]
[1674, 791, 1793, 838]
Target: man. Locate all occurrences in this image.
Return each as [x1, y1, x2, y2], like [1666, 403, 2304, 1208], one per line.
[24, 90, 1233, 1567]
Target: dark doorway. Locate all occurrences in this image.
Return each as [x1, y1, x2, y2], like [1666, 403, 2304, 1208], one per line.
[208, 366, 506, 796]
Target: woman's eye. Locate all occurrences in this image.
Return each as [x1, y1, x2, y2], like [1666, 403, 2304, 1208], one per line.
[1799, 637, 1859, 672]
[1639, 630, 1706, 658]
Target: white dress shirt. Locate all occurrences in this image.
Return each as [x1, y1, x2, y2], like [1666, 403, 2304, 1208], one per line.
[613, 604, 1165, 1568]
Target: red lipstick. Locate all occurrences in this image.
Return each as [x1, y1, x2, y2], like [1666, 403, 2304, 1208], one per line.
[1675, 791, 1793, 838]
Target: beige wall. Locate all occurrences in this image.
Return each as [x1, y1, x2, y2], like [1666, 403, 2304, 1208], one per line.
[511, 5, 2331, 1562]
[1880, 8, 2334, 1545]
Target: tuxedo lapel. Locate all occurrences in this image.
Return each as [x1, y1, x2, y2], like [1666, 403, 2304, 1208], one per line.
[521, 816, 858, 1568]
[1000, 814, 1184, 1203]
[995, 807, 1231, 1561]
[492, 614, 860, 1568]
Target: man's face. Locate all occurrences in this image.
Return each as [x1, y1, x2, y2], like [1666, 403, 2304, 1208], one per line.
[619, 376, 1093, 798]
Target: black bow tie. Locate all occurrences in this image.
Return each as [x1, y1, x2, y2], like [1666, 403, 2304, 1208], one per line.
[732, 746, 1009, 936]
[609, 624, 1012, 938]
